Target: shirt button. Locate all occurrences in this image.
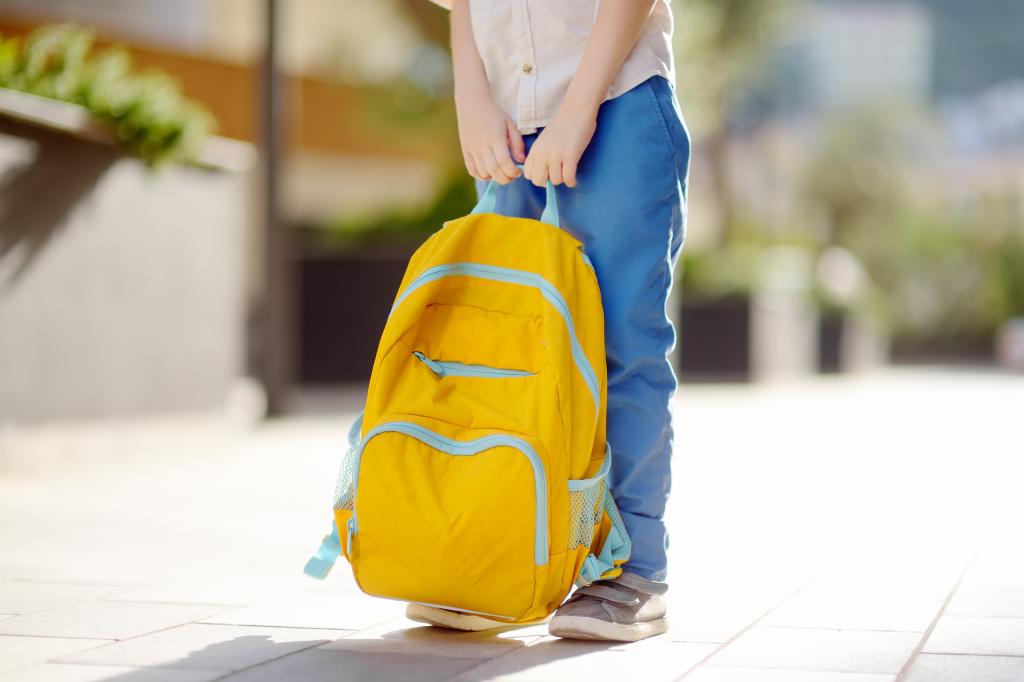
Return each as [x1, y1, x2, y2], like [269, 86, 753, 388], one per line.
[522, 63, 533, 74]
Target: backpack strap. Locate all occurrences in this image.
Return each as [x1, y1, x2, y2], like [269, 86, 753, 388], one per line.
[471, 171, 561, 228]
[303, 521, 341, 580]
[303, 412, 363, 581]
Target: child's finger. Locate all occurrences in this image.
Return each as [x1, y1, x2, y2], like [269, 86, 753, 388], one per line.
[464, 154, 482, 179]
[563, 157, 578, 188]
[473, 152, 491, 180]
[506, 121, 526, 164]
[548, 159, 564, 186]
[483, 147, 512, 184]
[492, 142, 521, 181]
[529, 155, 549, 187]
[523, 150, 535, 182]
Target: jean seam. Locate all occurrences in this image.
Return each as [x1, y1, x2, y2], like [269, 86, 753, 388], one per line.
[645, 79, 678, 176]
[646, 79, 691, 191]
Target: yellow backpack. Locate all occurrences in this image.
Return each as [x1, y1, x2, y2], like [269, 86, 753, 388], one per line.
[304, 183, 630, 624]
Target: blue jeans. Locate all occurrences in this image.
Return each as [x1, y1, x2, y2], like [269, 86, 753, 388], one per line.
[479, 75, 690, 581]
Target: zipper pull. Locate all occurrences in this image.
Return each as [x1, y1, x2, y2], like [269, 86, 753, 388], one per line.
[412, 351, 446, 377]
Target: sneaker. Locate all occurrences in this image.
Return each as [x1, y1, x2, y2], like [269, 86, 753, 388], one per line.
[405, 603, 549, 632]
[548, 572, 668, 642]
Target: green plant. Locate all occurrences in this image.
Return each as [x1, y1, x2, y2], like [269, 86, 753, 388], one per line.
[0, 24, 214, 164]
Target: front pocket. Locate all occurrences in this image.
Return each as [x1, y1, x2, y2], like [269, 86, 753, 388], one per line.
[350, 418, 548, 620]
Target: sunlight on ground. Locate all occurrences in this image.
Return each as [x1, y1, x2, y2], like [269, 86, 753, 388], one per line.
[0, 368, 1021, 680]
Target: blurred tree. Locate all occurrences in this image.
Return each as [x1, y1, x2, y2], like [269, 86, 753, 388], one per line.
[806, 107, 915, 247]
[674, 0, 798, 245]
[806, 106, 1024, 351]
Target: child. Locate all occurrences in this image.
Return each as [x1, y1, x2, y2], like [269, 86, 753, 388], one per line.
[416, 0, 690, 642]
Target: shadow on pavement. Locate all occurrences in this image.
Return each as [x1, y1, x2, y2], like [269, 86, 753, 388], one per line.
[90, 624, 613, 682]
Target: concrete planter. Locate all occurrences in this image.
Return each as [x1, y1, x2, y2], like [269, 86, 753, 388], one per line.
[0, 90, 255, 422]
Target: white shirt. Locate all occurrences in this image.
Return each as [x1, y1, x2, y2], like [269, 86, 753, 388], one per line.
[431, 0, 675, 134]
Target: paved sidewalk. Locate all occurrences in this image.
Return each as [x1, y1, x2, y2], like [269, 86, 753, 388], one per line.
[1, 369, 1022, 681]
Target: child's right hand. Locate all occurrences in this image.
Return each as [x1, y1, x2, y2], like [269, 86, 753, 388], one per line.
[455, 90, 526, 185]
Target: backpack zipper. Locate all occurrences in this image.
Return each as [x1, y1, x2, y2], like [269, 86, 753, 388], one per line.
[412, 351, 536, 379]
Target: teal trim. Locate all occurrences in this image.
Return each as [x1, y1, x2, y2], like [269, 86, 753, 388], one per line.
[567, 443, 612, 492]
[347, 413, 363, 448]
[413, 351, 535, 379]
[303, 521, 342, 580]
[352, 420, 549, 565]
[390, 263, 600, 410]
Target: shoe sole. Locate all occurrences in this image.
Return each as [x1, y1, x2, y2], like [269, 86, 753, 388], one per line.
[548, 614, 669, 642]
[406, 603, 548, 632]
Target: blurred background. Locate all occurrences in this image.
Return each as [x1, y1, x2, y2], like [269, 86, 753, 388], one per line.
[0, 0, 1022, 423]
[1, 3, 1023, 680]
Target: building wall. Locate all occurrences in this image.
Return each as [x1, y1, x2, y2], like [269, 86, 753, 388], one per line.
[805, 1, 934, 110]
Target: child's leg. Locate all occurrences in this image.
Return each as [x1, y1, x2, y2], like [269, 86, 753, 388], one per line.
[483, 75, 689, 582]
[558, 76, 690, 582]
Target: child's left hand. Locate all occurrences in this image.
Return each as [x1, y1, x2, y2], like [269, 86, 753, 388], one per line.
[524, 103, 598, 189]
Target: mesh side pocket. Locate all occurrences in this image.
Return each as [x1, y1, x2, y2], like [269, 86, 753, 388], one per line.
[567, 479, 605, 550]
[333, 444, 358, 511]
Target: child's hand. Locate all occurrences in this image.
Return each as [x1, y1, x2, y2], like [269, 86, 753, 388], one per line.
[523, 103, 597, 189]
[456, 90, 526, 185]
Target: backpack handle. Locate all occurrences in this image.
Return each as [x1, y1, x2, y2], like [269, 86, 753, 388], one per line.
[471, 169, 560, 229]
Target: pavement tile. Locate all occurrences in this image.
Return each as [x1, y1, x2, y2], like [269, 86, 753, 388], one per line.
[705, 627, 920, 674]
[202, 590, 403, 631]
[960, 552, 1024, 591]
[0, 662, 223, 682]
[323, 617, 540, 658]
[684, 667, 895, 682]
[663, 598, 782, 644]
[216, 647, 480, 682]
[0, 602, 223, 640]
[108, 576, 309, 607]
[945, 587, 1024, 618]
[922, 616, 1024, 656]
[0, 635, 111, 673]
[760, 592, 942, 632]
[903, 653, 1024, 682]
[448, 640, 714, 682]
[61, 623, 344, 671]
[0, 581, 122, 615]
